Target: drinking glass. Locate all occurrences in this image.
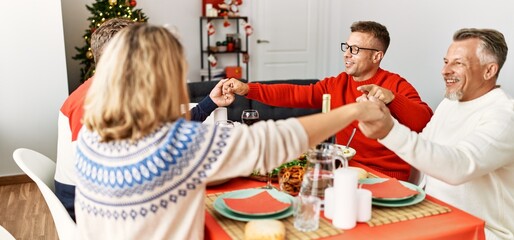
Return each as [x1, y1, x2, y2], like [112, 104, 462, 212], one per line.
[293, 195, 321, 232]
[241, 109, 259, 126]
[263, 172, 274, 189]
[215, 120, 235, 128]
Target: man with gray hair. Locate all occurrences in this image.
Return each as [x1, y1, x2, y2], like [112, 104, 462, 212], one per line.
[358, 28, 514, 239]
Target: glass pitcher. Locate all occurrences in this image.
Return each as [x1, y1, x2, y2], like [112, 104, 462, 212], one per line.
[299, 143, 346, 200]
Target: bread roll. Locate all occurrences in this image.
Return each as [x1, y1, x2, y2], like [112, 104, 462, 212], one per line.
[244, 220, 285, 240]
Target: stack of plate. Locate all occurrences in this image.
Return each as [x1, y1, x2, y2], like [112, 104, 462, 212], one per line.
[359, 178, 426, 207]
[213, 189, 295, 221]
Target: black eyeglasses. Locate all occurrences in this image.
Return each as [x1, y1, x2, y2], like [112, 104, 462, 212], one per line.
[341, 42, 381, 55]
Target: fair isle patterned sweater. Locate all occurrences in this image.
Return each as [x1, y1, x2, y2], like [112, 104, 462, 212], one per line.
[75, 118, 308, 240]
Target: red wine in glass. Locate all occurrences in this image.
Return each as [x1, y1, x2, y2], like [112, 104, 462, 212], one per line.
[242, 118, 259, 125]
[241, 109, 259, 126]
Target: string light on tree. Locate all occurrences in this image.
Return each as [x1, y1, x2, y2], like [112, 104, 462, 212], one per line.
[73, 0, 148, 82]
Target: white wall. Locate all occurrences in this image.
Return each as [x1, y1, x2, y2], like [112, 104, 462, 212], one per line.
[137, 0, 206, 83]
[0, 0, 68, 176]
[61, 0, 91, 93]
[326, 0, 514, 108]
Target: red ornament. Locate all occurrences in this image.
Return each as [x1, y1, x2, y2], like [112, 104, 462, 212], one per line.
[208, 54, 217, 67]
[223, 16, 231, 27]
[130, 0, 137, 7]
[206, 22, 216, 36]
[241, 20, 253, 36]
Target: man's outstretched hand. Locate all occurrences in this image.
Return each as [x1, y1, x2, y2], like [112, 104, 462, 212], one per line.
[210, 79, 235, 107]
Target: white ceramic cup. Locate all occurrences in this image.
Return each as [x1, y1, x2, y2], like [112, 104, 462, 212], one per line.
[215, 119, 234, 128]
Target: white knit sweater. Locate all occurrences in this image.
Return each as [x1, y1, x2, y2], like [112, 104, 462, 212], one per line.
[380, 88, 514, 239]
[74, 118, 308, 240]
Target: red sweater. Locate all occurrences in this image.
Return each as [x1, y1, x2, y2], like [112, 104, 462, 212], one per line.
[61, 78, 93, 141]
[246, 68, 433, 180]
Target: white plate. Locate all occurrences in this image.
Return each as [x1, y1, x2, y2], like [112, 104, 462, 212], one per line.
[213, 189, 294, 221]
[359, 178, 426, 207]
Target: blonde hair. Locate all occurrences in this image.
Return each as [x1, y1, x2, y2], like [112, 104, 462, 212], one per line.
[83, 24, 190, 142]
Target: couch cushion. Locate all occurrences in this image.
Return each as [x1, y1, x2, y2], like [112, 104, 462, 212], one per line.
[187, 79, 320, 122]
[188, 80, 251, 121]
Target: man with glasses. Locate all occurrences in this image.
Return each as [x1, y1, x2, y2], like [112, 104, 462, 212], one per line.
[222, 21, 432, 181]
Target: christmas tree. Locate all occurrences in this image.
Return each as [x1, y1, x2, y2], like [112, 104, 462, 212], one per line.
[73, 0, 148, 82]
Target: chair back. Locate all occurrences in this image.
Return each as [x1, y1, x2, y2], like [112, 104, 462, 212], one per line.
[13, 148, 77, 240]
[408, 167, 426, 188]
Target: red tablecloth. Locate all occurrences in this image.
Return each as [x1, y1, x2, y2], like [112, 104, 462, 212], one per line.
[204, 163, 486, 240]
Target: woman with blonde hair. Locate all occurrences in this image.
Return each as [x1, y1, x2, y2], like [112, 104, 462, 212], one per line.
[75, 23, 384, 239]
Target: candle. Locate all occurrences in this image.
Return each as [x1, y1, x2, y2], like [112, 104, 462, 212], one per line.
[213, 107, 228, 123]
[356, 188, 372, 222]
[332, 168, 358, 229]
[323, 187, 334, 219]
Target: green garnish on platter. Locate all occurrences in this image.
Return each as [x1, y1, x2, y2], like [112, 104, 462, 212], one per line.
[250, 154, 308, 177]
[272, 154, 307, 175]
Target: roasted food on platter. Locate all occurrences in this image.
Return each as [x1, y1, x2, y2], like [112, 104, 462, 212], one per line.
[248, 154, 307, 184]
[277, 154, 307, 196]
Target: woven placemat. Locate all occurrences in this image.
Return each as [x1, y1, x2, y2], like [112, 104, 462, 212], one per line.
[206, 180, 452, 238]
[205, 192, 343, 240]
[367, 199, 451, 227]
[362, 173, 452, 227]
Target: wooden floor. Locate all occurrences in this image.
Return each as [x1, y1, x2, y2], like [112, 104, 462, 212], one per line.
[0, 182, 58, 240]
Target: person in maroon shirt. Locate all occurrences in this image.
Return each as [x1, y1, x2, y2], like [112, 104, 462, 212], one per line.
[222, 21, 433, 181]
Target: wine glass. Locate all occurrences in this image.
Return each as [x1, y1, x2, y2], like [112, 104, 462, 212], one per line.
[241, 109, 259, 126]
[257, 172, 273, 189]
[242, 109, 272, 188]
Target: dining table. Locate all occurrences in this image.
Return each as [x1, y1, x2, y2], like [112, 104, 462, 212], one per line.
[204, 162, 486, 240]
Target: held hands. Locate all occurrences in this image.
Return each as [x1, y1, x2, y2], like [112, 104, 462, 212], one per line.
[222, 78, 249, 96]
[350, 99, 385, 122]
[210, 79, 236, 107]
[355, 97, 395, 140]
[356, 84, 395, 104]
